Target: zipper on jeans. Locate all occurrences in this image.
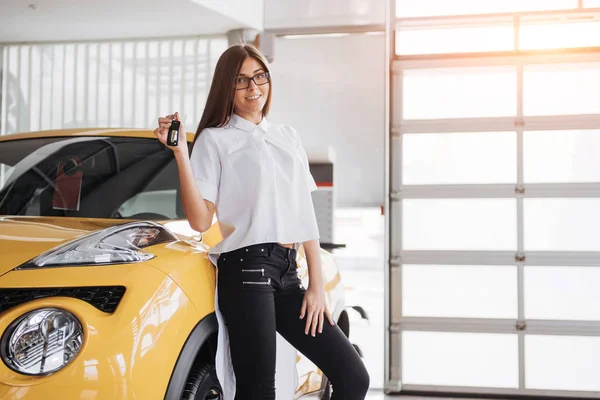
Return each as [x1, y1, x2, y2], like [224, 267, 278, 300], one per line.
[241, 268, 265, 276]
[242, 278, 271, 285]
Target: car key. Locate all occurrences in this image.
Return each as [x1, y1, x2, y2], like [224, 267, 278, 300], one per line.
[167, 119, 180, 147]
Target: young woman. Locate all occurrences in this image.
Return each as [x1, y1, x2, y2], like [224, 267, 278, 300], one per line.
[153, 44, 369, 400]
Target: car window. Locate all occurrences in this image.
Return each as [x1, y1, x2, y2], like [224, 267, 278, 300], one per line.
[118, 190, 178, 219]
[0, 163, 15, 187]
[0, 136, 185, 219]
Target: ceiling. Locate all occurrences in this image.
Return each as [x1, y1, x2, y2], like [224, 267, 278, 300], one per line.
[0, 0, 253, 43]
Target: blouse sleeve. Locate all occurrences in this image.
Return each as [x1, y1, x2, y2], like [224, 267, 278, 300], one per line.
[293, 129, 318, 193]
[189, 131, 221, 205]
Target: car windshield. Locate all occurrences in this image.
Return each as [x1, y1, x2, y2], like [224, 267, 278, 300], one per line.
[0, 136, 184, 220]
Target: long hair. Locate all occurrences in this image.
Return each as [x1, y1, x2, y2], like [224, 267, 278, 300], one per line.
[191, 44, 272, 150]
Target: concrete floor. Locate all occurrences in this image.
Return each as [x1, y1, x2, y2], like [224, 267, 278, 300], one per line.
[364, 391, 394, 399]
[366, 395, 496, 400]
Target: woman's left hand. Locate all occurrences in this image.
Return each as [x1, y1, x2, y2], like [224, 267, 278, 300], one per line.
[300, 285, 335, 337]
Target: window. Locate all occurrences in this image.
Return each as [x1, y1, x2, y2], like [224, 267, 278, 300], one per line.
[396, 0, 577, 18]
[403, 132, 517, 184]
[524, 62, 600, 116]
[403, 199, 517, 250]
[526, 335, 600, 391]
[117, 160, 181, 219]
[402, 67, 517, 119]
[0, 136, 183, 219]
[520, 18, 600, 50]
[525, 266, 600, 320]
[403, 265, 517, 318]
[0, 164, 15, 188]
[402, 331, 519, 387]
[396, 23, 514, 55]
[524, 130, 600, 183]
[524, 198, 600, 251]
[1, 37, 227, 134]
[395, 2, 600, 55]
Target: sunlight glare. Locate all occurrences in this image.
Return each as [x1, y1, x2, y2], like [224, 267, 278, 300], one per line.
[396, 0, 577, 18]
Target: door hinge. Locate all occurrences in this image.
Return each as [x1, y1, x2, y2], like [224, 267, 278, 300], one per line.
[515, 185, 525, 194]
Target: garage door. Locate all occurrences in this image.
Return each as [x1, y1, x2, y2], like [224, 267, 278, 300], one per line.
[387, 1, 600, 397]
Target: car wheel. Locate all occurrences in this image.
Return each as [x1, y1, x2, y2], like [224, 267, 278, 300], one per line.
[321, 377, 332, 400]
[182, 363, 223, 400]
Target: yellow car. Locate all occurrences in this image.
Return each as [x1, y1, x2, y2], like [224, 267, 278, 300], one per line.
[0, 129, 356, 400]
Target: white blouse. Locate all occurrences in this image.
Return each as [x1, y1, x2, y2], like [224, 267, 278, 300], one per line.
[190, 113, 320, 264]
[189, 113, 321, 399]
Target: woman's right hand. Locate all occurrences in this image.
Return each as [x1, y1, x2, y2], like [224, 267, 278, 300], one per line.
[154, 112, 189, 156]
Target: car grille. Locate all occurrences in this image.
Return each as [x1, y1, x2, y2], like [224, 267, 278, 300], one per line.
[0, 286, 126, 314]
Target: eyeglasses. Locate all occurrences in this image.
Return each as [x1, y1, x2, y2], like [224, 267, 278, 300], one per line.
[235, 72, 270, 90]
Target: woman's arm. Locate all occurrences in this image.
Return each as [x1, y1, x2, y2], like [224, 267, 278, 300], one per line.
[303, 239, 325, 288]
[154, 113, 215, 232]
[300, 239, 335, 336]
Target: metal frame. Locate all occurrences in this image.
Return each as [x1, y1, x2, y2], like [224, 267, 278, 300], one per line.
[0, 45, 6, 135]
[395, 7, 600, 29]
[383, 0, 395, 392]
[266, 23, 385, 37]
[395, 7, 600, 61]
[0, 45, 5, 186]
[0, 33, 223, 47]
[387, 2, 600, 397]
[0, 35, 226, 136]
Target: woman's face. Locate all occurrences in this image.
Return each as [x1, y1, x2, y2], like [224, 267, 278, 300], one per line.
[233, 57, 270, 122]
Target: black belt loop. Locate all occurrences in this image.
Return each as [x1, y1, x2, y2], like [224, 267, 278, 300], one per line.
[267, 242, 275, 257]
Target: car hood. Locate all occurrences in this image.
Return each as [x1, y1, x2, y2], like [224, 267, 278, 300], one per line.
[0, 216, 136, 276]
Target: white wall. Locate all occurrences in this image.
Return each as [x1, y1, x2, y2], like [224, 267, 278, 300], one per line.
[268, 33, 385, 207]
[0, 0, 251, 43]
[265, 0, 385, 29]
[192, 0, 264, 31]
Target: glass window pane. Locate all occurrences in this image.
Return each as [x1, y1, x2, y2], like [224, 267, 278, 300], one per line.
[396, 0, 577, 17]
[403, 199, 517, 250]
[524, 130, 600, 183]
[403, 132, 517, 184]
[403, 331, 518, 387]
[520, 19, 600, 50]
[584, 0, 600, 6]
[403, 67, 517, 119]
[526, 335, 600, 391]
[396, 24, 513, 55]
[524, 62, 600, 116]
[524, 199, 600, 251]
[525, 266, 600, 321]
[403, 265, 517, 318]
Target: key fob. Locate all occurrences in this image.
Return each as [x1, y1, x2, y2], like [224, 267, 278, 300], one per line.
[167, 120, 180, 147]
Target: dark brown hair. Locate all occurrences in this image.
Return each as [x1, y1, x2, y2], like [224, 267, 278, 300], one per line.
[191, 44, 272, 149]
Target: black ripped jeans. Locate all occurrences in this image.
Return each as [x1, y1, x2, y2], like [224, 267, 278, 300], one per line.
[217, 242, 370, 400]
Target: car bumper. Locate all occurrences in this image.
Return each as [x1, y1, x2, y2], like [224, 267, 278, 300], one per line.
[0, 263, 206, 400]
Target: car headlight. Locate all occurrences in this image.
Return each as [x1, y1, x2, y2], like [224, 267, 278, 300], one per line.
[17, 221, 176, 269]
[1, 308, 83, 375]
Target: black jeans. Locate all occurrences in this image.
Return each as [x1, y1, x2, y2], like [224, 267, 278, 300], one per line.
[217, 243, 370, 400]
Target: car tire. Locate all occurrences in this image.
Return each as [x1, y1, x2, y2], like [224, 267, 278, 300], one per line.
[182, 363, 222, 400]
[321, 377, 332, 400]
